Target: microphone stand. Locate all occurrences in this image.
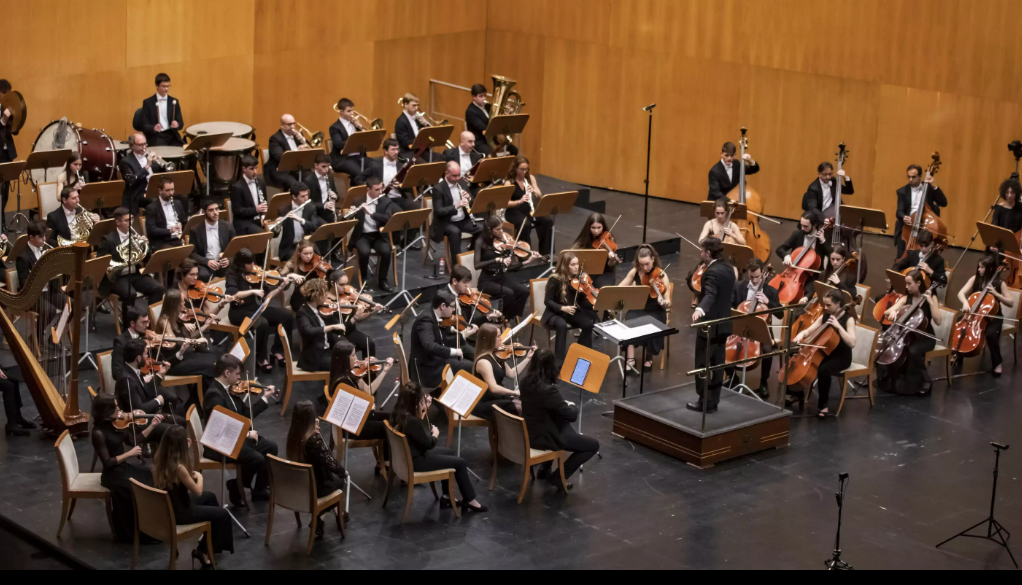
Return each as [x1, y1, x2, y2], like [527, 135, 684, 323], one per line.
[641, 104, 656, 244]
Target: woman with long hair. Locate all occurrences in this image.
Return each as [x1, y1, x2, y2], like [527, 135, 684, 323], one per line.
[328, 340, 393, 474]
[876, 269, 943, 397]
[471, 323, 534, 419]
[152, 426, 233, 568]
[286, 401, 346, 536]
[790, 289, 857, 416]
[519, 349, 599, 490]
[58, 152, 85, 195]
[573, 212, 620, 289]
[154, 289, 219, 393]
[389, 384, 487, 513]
[280, 240, 317, 312]
[225, 248, 295, 373]
[697, 198, 746, 246]
[473, 215, 539, 320]
[296, 278, 348, 373]
[954, 254, 1014, 378]
[502, 156, 553, 256]
[326, 268, 381, 358]
[175, 258, 230, 317]
[800, 244, 858, 304]
[541, 252, 598, 360]
[618, 244, 672, 371]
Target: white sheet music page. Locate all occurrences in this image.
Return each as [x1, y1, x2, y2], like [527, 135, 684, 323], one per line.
[440, 375, 484, 418]
[341, 396, 370, 434]
[325, 390, 354, 429]
[200, 410, 244, 455]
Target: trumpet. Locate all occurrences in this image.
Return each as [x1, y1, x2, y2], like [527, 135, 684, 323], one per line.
[294, 122, 324, 148]
[145, 149, 175, 172]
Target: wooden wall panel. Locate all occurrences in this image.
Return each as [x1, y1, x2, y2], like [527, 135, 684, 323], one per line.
[485, 30, 545, 169]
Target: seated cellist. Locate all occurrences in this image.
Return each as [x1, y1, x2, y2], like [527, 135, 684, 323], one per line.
[874, 270, 943, 397]
[789, 289, 856, 418]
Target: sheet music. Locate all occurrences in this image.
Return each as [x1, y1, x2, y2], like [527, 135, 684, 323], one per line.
[325, 389, 371, 434]
[502, 313, 534, 343]
[54, 302, 72, 341]
[230, 340, 247, 361]
[439, 375, 484, 417]
[200, 410, 245, 456]
[343, 397, 370, 433]
[596, 321, 662, 342]
[629, 324, 663, 337]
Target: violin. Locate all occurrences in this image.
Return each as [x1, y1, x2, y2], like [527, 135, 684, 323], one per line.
[459, 290, 493, 314]
[780, 300, 858, 390]
[641, 266, 669, 303]
[592, 215, 624, 263]
[440, 314, 470, 331]
[949, 265, 1009, 358]
[495, 343, 531, 360]
[230, 380, 266, 397]
[317, 301, 359, 318]
[875, 276, 946, 368]
[726, 127, 771, 262]
[352, 358, 387, 378]
[769, 218, 835, 305]
[112, 409, 152, 431]
[140, 356, 171, 375]
[900, 153, 946, 260]
[300, 254, 332, 279]
[179, 309, 209, 324]
[245, 266, 283, 287]
[725, 266, 775, 370]
[793, 253, 857, 339]
[570, 271, 599, 306]
[188, 280, 227, 304]
[145, 330, 175, 350]
[494, 230, 532, 259]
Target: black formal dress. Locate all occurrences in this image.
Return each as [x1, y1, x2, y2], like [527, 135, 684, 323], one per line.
[230, 176, 268, 236]
[992, 203, 1022, 234]
[708, 159, 760, 201]
[302, 433, 345, 503]
[350, 196, 398, 288]
[400, 416, 476, 502]
[144, 198, 187, 252]
[202, 380, 279, 494]
[139, 94, 185, 147]
[471, 354, 518, 421]
[895, 183, 948, 258]
[118, 153, 166, 213]
[225, 268, 293, 362]
[157, 317, 218, 400]
[521, 379, 599, 481]
[409, 309, 473, 389]
[97, 230, 165, 305]
[189, 221, 235, 281]
[542, 276, 597, 360]
[167, 482, 233, 554]
[275, 200, 324, 263]
[504, 181, 553, 257]
[429, 180, 482, 255]
[474, 239, 530, 319]
[92, 422, 154, 543]
[692, 260, 736, 409]
[265, 130, 300, 189]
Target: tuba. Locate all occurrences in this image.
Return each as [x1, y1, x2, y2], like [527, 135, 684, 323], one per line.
[486, 75, 525, 152]
[106, 228, 149, 280]
[57, 205, 96, 247]
[295, 121, 325, 148]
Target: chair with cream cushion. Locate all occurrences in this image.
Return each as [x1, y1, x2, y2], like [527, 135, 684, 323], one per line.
[54, 430, 113, 538]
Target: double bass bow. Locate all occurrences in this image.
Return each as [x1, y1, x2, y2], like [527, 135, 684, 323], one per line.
[874, 276, 947, 369]
[769, 218, 835, 305]
[900, 153, 946, 260]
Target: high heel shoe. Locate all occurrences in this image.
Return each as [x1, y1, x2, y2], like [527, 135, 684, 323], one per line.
[274, 354, 286, 367]
[191, 548, 212, 570]
[259, 361, 273, 374]
[439, 496, 459, 510]
[460, 501, 488, 514]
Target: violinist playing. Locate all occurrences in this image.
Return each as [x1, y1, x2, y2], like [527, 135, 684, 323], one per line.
[296, 279, 349, 373]
[725, 258, 780, 399]
[327, 268, 384, 359]
[790, 289, 856, 418]
[895, 163, 948, 259]
[226, 248, 296, 373]
[619, 244, 672, 373]
[687, 238, 734, 413]
[874, 270, 943, 397]
[176, 259, 232, 318]
[955, 255, 1014, 379]
[449, 264, 505, 328]
[542, 252, 598, 361]
[155, 289, 219, 392]
[327, 340, 396, 477]
[114, 339, 184, 438]
[280, 240, 324, 311]
[474, 215, 542, 321]
[800, 245, 859, 305]
[698, 198, 746, 246]
[572, 212, 621, 289]
[472, 323, 536, 420]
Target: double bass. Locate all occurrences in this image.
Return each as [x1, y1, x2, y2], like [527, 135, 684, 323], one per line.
[830, 143, 868, 281]
[874, 276, 946, 368]
[769, 218, 834, 305]
[900, 153, 946, 260]
[725, 266, 775, 370]
[780, 299, 858, 391]
[726, 127, 771, 262]
[948, 264, 1009, 359]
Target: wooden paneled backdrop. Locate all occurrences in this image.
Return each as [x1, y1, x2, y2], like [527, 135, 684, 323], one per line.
[6, 0, 1022, 248]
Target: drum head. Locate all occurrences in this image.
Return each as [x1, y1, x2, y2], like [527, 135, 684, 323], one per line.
[150, 145, 187, 160]
[30, 120, 81, 185]
[78, 128, 117, 183]
[214, 138, 256, 153]
[186, 121, 253, 138]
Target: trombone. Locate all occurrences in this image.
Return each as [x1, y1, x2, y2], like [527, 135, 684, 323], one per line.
[332, 102, 383, 131]
[294, 121, 324, 148]
[395, 97, 455, 149]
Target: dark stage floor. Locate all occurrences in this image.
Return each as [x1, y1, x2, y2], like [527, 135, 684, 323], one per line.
[0, 178, 1019, 570]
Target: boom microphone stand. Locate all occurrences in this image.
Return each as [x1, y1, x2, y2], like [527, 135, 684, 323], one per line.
[641, 104, 655, 244]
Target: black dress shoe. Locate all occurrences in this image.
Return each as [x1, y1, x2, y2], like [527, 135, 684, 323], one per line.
[96, 304, 111, 315]
[378, 282, 394, 294]
[686, 401, 717, 413]
[439, 496, 458, 509]
[251, 488, 271, 502]
[4, 424, 28, 437]
[315, 516, 325, 538]
[535, 465, 551, 480]
[755, 387, 770, 400]
[460, 502, 488, 514]
[17, 418, 36, 430]
[226, 479, 245, 507]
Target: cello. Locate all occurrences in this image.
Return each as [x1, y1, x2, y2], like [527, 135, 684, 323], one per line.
[948, 263, 1009, 359]
[873, 239, 946, 326]
[725, 266, 775, 371]
[900, 153, 946, 260]
[727, 127, 772, 262]
[874, 276, 945, 368]
[769, 218, 835, 305]
[791, 252, 857, 339]
[780, 298, 858, 391]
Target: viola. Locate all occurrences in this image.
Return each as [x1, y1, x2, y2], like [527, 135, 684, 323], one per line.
[875, 276, 946, 368]
[140, 356, 171, 375]
[188, 280, 226, 304]
[949, 265, 1008, 358]
[245, 266, 283, 287]
[440, 314, 470, 332]
[899, 153, 946, 260]
[459, 290, 493, 314]
[641, 266, 669, 302]
[780, 300, 857, 390]
[725, 266, 775, 370]
[300, 254, 332, 279]
[230, 380, 266, 397]
[570, 272, 599, 306]
[495, 343, 531, 360]
[352, 359, 387, 378]
[112, 409, 152, 431]
[769, 218, 835, 305]
[793, 253, 856, 338]
[726, 127, 771, 262]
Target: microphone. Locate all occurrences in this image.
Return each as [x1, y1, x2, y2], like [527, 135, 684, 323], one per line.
[643, 104, 657, 112]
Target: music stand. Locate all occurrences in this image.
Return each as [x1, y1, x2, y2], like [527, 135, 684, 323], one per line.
[840, 205, 888, 284]
[323, 383, 375, 510]
[200, 406, 252, 536]
[278, 149, 322, 184]
[470, 185, 514, 219]
[5, 233, 27, 265]
[145, 171, 195, 202]
[814, 280, 854, 306]
[438, 371, 488, 458]
[726, 312, 774, 400]
[221, 232, 272, 261]
[593, 285, 653, 394]
[381, 208, 432, 308]
[563, 249, 608, 277]
[401, 162, 446, 198]
[533, 191, 578, 276]
[262, 193, 292, 223]
[141, 244, 194, 287]
[78, 255, 113, 371]
[700, 201, 748, 221]
[559, 344, 611, 469]
[484, 115, 530, 153]
[79, 181, 125, 212]
[182, 213, 205, 243]
[723, 243, 755, 274]
[184, 132, 232, 198]
[977, 222, 1022, 263]
[342, 186, 367, 211]
[411, 126, 455, 163]
[885, 269, 908, 295]
[306, 220, 357, 264]
[0, 161, 27, 232]
[470, 156, 515, 185]
[341, 130, 387, 175]
[23, 151, 73, 231]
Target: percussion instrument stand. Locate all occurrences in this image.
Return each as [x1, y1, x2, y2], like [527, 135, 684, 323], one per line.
[825, 473, 853, 571]
[342, 436, 372, 515]
[220, 459, 251, 538]
[936, 442, 1017, 569]
[77, 306, 98, 371]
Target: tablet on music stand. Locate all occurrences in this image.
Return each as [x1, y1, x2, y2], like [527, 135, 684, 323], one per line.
[559, 344, 611, 395]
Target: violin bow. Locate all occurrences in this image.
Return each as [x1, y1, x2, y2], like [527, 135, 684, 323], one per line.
[185, 293, 210, 347]
[245, 370, 255, 433]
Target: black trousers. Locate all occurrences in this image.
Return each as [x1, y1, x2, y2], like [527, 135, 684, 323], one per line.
[230, 306, 293, 361]
[479, 275, 530, 320]
[437, 217, 482, 257]
[546, 308, 597, 360]
[354, 232, 393, 286]
[205, 435, 278, 491]
[196, 264, 229, 283]
[176, 492, 234, 554]
[0, 377, 24, 426]
[536, 429, 600, 481]
[333, 157, 365, 184]
[110, 274, 166, 306]
[816, 351, 852, 410]
[695, 333, 727, 408]
[411, 357, 474, 390]
[343, 324, 377, 359]
[506, 207, 554, 256]
[234, 219, 264, 236]
[413, 447, 476, 502]
[986, 319, 1003, 369]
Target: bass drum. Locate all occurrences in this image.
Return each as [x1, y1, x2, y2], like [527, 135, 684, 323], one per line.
[30, 120, 117, 185]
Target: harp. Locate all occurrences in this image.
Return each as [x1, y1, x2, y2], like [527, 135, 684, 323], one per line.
[0, 242, 89, 435]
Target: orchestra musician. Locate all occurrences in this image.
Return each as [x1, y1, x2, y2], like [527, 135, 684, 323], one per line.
[708, 142, 759, 201]
[189, 198, 235, 281]
[266, 114, 310, 190]
[99, 207, 166, 306]
[202, 355, 279, 507]
[139, 73, 184, 147]
[954, 255, 1014, 378]
[429, 162, 482, 257]
[349, 177, 398, 293]
[442, 131, 484, 195]
[226, 248, 295, 373]
[789, 289, 856, 417]
[573, 212, 621, 289]
[230, 156, 269, 236]
[357, 138, 420, 212]
[285, 402, 348, 535]
[326, 268, 383, 359]
[891, 230, 946, 286]
[56, 152, 85, 196]
[471, 323, 533, 419]
[324, 341, 394, 475]
[329, 98, 367, 182]
[1, 368, 31, 438]
[688, 238, 734, 413]
[90, 394, 163, 543]
[449, 264, 505, 328]
[619, 244, 672, 372]
[503, 157, 554, 258]
[395, 93, 426, 161]
[111, 307, 151, 382]
[801, 161, 854, 220]
[0, 79, 17, 213]
[47, 187, 100, 248]
[390, 383, 488, 514]
[875, 270, 942, 397]
[543, 252, 598, 361]
[276, 183, 325, 263]
[409, 291, 474, 390]
[296, 278, 349, 373]
[17, 222, 65, 311]
[698, 197, 747, 246]
[895, 163, 948, 258]
[114, 339, 185, 435]
[990, 178, 1022, 241]
[303, 152, 340, 225]
[776, 208, 832, 281]
[279, 240, 319, 311]
[145, 177, 186, 252]
[154, 287, 219, 394]
[800, 244, 859, 304]
[727, 258, 781, 399]
[119, 132, 167, 213]
[175, 257, 229, 316]
[474, 215, 539, 320]
[466, 84, 492, 155]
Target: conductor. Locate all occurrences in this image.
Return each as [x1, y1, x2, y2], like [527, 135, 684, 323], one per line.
[689, 237, 736, 414]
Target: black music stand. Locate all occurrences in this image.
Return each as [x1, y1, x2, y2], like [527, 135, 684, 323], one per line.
[470, 185, 514, 218]
[470, 156, 515, 185]
[278, 149, 322, 185]
[382, 208, 432, 308]
[978, 221, 1022, 264]
[79, 255, 112, 371]
[484, 114, 530, 153]
[306, 220, 357, 266]
[839, 205, 887, 284]
[533, 191, 578, 277]
[593, 285, 658, 396]
[341, 130, 387, 176]
[411, 126, 454, 163]
[726, 312, 774, 400]
[184, 132, 232, 198]
[0, 161, 28, 232]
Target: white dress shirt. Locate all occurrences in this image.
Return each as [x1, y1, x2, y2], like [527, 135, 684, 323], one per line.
[205, 222, 221, 259]
[135, 153, 154, 179]
[459, 148, 473, 177]
[291, 202, 305, 243]
[474, 102, 489, 120]
[404, 112, 420, 137]
[383, 158, 400, 197]
[820, 179, 833, 210]
[910, 184, 926, 215]
[362, 197, 380, 233]
[161, 198, 179, 228]
[246, 177, 261, 209]
[63, 206, 77, 224]
[285, 132, 298, 151]
[448, 181, 466, 222]
[30, 243, 44, 260]
[316, 172, 331, 203]
[340, 118, 359, 157]
[156, 95, 169, 130]
[723, 161, 733, 183]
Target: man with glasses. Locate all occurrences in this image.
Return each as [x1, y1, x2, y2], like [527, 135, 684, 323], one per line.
[429, 162, 481, 257]
[118, 132, 167, 213]
[895, 164, 947, 258]
[265, 114, 310, 190]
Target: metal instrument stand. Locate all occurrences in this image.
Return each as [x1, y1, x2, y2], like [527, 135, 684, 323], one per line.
[220, 459, 251, 538]
[343, 435, 372, 514]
